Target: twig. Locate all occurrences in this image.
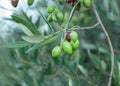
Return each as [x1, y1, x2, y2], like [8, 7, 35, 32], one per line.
[92, 5, 114, 86]
[46, 22, 99, 38]
[38, 10, 54, 33]
[72, 22, 99, 30]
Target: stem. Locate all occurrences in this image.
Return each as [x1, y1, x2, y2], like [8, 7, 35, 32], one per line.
[46, 22, 99, 39]
[72, 22, 99, 30]
[38, 10, 54, 33]
[65, 2, 79, 30]
[62, 2, 79, 43]
[92, 5, 114, 86]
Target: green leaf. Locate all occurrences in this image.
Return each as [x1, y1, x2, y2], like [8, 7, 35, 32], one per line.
[77, 65, 88, 77]
[103, 0, 109, 12]
[87, 49, 101, 69]
[19, 24, 34, 36]
[26, 35, 59, 53]
[22, 35, 45, 43]
[100, 60, 107, 71]
[11, 14, 36, 34]
[3, 41, 30, 48]
[69, 77, 73, 86]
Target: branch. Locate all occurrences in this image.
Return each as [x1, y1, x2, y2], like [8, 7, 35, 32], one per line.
[72, 22, 99, 30]
[92, 5, 114, 86]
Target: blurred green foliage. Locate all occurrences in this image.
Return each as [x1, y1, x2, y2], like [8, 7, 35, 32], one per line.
[0, 0, 120, 86]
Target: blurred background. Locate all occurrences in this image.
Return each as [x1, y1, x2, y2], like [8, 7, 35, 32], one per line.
[0, 0, 120, 86]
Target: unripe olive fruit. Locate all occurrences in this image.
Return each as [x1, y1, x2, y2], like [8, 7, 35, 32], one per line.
[47, 6, 56, 14]
[83, 0, 91, 8]
[78, 0, 84, 3]
[52, 15, 57, 22]
[52, 46, 61, 58]
[62, 40, 73, 55]
[56, 12, 63, 21]
[27, 0, 34, 6]
[11, 0, 19, 7]
[70, 31, 78, 42]
[47, 15, 53, 22]
[71, 40, 80, 50]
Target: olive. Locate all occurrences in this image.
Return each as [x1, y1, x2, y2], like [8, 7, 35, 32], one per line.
[52, 46, 61, 58]
[83, 0, 91, 8]
[71, 40, 80, 50]
[70, 31, 78, 42]
[62, 40, 73, 55]
[47, 5, 56, 14]
[27, 0, 34, 6]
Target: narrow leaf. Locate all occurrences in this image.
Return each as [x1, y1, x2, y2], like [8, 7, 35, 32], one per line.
[77, 65, 88, 76]
[3, 41, 30, 48]
[26, 35, 59, 53]
[87, 49, 101, 69]
[22, 35, 45, 43]
[11, 14, 36, 33]
[69, 77, 73, 86]
[19, 24, 34, 36]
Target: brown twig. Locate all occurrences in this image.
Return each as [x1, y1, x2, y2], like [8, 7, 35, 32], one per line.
[92, 5, 114, 86]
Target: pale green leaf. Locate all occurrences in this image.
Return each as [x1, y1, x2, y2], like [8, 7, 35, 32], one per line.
[77, 65, 88, 77]
[3, 41, 30, 48]
[26, 35, 59, 53]
[22, 35, 45, 43]
[19, 24, 34, 36]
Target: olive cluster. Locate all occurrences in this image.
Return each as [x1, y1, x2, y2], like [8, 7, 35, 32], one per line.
[66, 0, 92, 11]
[47, 6, 64, 23]
[52, 31, 80, 59]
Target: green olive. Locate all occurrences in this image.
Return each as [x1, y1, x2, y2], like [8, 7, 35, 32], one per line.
[27, 0, 34, 6]
[71, 40, 80, 50]
[83, 0, 91, 8]
[52, 46, 61, 58]
[62, 40, 73, 55]
[52, 15, 57, 22]
[70, 31, 78, 42]
[47, 5, 56, 14]
[47, 15, 53, 22]
[56, 12, 63, 21]
[78, 0, 84, 3]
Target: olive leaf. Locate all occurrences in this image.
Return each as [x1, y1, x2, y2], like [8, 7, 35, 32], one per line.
[11, 14, 37, 34]
[22, 35, 45, 43]
[26, 35, 59, 53]
[3, 41, 30, 48]
[87, 49, 101, 69]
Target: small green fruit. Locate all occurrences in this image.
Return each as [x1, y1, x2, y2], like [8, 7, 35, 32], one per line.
[71, 40, 80, 50]
[48, 15, 53, 22]
[78, 0, 84, 3]
[70, 31, 78, 42]
[52, 46, 61, 58]
[83, 0, 91, 8]
[62, 40, 73, 55]
[27, 0, 34, 6]
[47, 5, 56, 14]
[52, 15, 57, 22]
[56, 12, 63, 21]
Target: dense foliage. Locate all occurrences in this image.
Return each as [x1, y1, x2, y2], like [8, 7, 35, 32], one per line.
[0, 0, 120, 86]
